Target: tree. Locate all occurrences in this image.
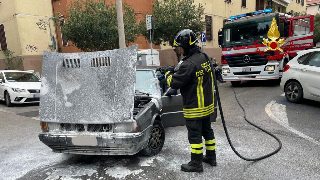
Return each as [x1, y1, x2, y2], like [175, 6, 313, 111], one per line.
[313, 14, 320, 46]
[60, 0, 139, 51]
[2, 50, 23, 70]
[139, 0, 204, 46]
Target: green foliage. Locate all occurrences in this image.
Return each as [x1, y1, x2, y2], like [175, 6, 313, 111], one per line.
[59, 0, 139, 51]
[2, 50, 23, 70]
[314, 14, 320, 45]
[139, 0, 205, 46]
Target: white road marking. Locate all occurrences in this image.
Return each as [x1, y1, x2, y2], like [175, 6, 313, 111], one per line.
[265, 100, 320, 146]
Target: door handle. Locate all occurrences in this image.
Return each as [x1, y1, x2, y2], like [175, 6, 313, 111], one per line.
[301, 68, 307, 72]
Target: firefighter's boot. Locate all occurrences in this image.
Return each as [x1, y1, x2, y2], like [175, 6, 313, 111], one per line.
[203, 150, 217, 166]
[181, 160, 203, 172]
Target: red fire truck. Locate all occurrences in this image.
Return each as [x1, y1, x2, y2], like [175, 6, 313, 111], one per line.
[218, 9, 314, 86]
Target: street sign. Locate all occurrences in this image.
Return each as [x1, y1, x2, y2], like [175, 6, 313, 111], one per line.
[201, 32, 206, 46]
[146, 15, 152, 30]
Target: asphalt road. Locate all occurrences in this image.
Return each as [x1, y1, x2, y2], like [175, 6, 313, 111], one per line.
[0, 80, 319, 180]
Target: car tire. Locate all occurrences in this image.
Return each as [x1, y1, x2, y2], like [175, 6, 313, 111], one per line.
[285, 81, 303, 103]
[231, 81, 241, 87]
[141, 120, 165, 156]
[5, 91, 12, 107]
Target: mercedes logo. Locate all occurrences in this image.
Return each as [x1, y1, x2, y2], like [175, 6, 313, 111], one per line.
[243, 55, 250, 63]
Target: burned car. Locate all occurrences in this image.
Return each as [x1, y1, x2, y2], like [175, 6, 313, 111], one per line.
[39, 46, 217, 156]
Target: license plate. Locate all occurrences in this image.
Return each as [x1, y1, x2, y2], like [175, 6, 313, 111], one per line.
[242, 68, 251, 72]
[72, 136, 98, 146]
[33, 94, 39, 98]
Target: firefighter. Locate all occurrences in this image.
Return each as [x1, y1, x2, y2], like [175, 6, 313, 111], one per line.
[165, 29, 216, 172]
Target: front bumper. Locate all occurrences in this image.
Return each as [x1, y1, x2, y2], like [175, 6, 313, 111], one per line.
[39, 125, 152, 155]
[10, 91, 40, 104]
[222, 63, 280, 81]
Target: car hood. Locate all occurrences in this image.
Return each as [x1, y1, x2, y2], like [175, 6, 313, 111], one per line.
[40, 45, 138, 124]
[6, 82, 41, 90]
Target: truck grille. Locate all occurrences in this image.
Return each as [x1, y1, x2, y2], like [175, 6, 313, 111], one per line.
[225, 52, 274, 67]
[59, 123, 112, 132]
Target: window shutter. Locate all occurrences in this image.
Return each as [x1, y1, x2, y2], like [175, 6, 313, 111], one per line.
[205, 15, 212, 41]
[0, 24, 8, 51]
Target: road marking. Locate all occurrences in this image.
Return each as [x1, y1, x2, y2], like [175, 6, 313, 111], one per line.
[265, 100, 320, 146]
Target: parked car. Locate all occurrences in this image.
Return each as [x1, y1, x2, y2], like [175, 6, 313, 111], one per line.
[0, 70, 41, 107]
[280, 49, 320, 103]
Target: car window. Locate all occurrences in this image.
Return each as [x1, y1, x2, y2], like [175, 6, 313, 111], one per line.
[304, 53, 320, 67]
[4, 72, 40, 82]
[297, 53, 312, 64]
[136, 70, 158, 95]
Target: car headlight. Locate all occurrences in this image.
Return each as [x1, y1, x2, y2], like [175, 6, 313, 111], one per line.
[11, 88, 27, 92]
[265, 65, 275, 71]
[114, 120, 138, 133]
[222, 68, 230, 74]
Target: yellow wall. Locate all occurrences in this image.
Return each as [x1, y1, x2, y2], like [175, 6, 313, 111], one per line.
[287, 0, 306, 13]
[0, 0, 57, 59]
[307, 5, 319, 15]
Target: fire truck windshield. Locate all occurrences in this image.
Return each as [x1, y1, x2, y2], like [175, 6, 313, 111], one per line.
[223, 17, 276, 47]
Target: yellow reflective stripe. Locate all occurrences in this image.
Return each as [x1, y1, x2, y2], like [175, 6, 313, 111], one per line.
[190, 143, 203, 149]
[174, 40, 179, 47]
[189, 36, 196, 45]
[183, 103, 214, 111]
[206, 146, 216, 150]
[197, 77, 202, 108]
[184, 106, 214, 115]
[167, 75, 172, 86]
[211, 72, 215, 105]
[205, 139, 215, 144]
[191, 149, 203, 154]
[184, 109, 214, 118]
[200, 76, 204, 107]
[165, 71, 171, 78]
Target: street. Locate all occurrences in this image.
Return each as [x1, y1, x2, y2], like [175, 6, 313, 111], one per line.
[0, 81, 320, 180]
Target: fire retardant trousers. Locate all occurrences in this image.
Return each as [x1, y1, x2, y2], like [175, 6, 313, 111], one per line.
[186, 116, 216, 162]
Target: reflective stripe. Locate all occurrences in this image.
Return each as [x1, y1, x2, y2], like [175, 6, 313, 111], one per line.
[184, 107, 214, 116]
[184, 104, 214, 113]
[183, 103, 214, 118]
[190, 143, 203, 149]
[205, 139, 215, 144]
[183, 103, 214, 111]
[191, 149, 203, 154]
[167, 75, 172, 86]
[200, 76, 204, 107]
[197, 77, 202, 108]
[184, 109, 214, 118]
[189, 37, 196, 45]
[206, 146, 216, 150]
[211, 72, 215, 105]
[174, 40, 179, 47]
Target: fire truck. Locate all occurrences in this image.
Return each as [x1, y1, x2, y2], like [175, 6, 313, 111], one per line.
[218, 9, 314, 86]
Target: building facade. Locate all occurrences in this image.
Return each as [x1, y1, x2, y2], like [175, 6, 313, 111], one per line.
[306, 0, 320, 15]
[0, 0, 57, 73]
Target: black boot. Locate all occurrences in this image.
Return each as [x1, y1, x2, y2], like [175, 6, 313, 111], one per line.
[181, 160, 203, 172]
[203, 151, 217, 166]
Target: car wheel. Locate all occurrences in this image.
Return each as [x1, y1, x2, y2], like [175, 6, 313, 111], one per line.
[141, 120, 165, 156]
[285, 81, 303, 103]
[231, 81, 241, 87]
[5, 91, 12, 107]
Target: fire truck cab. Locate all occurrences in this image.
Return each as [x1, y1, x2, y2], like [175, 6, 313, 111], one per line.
[218, 9, 314, 86]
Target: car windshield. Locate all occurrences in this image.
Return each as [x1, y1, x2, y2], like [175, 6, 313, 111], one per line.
[135, 70, 158, 95]
[4, 72, 40, 82]
[223, 17, 275, 47]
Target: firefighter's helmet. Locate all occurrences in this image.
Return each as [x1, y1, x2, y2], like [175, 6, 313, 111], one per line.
[173, 29, 198, 49]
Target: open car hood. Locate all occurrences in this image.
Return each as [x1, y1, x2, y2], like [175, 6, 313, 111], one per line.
[40, 45, 138, 124]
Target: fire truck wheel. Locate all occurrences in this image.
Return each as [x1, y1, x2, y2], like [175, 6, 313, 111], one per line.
[285, 81, 303, 103]
[231, 81, 241, 87]
[141, 120, 165, 156]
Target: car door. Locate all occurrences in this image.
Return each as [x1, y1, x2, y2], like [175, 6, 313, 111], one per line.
[299, 52, 320, 100]
[0, 72, 4, 100]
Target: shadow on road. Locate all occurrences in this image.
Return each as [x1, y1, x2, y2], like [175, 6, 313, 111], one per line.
[232, 80, 280, 88]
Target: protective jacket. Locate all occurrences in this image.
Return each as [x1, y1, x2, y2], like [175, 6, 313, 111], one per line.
[167, 47, 215, 120]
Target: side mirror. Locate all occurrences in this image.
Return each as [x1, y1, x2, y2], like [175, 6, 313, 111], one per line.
[218, 30, 223, 46]
[164, 88, 178, 96]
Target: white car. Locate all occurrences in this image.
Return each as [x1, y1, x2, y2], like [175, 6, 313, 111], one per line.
[280, 49, 320, 103]
[0, 70, 41, 107]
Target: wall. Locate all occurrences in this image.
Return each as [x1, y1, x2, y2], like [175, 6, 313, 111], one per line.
[287, 0, 306, 13]
[307, 4, 319, 14]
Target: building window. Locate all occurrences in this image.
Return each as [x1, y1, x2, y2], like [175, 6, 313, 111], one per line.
[0, 24, 8, 51]
[301, 0, 304, 6]
[225, 0, 231, 3]
[205, 15, 212, 41]
[59, 19, 68, 47]
[242, 0, 246, 7]
[296, 0, 300, 3]
[278, 6, 281, 12]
